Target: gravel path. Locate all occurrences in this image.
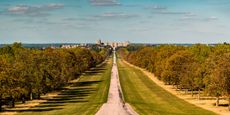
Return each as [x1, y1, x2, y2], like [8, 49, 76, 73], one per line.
[96, 50, 138, 115]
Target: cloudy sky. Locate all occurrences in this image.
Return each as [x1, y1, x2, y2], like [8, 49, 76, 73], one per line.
[0, 0, 230, 43]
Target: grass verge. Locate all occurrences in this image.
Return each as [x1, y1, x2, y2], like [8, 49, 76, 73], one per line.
[117, 58, 216, 115]
[10, 58, 112, 115]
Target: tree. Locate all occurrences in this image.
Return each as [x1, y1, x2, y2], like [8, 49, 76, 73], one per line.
[0, 54, 25, 108]
[205, 53, 230, 107]
[187, 44, 211, 99]
[119, 44, 230, 110]
[161, 50, 194, 88]
[154, 45, 184, 80]
[0, 43, 110, 110]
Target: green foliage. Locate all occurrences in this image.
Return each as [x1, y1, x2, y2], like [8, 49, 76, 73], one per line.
[126, 44, 144, 51]
[118, 44, 230, 103]
[0, 43, 111, 109]
[205, 53, 230, 97]
[18, 58, 113, 115]
[118, 59, 216, 115]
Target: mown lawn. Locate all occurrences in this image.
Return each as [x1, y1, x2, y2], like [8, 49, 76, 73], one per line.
[16, 58, 112, 115]
[117, 58, 216, 115]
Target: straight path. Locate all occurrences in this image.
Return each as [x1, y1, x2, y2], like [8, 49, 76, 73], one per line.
[96, 50, 138, 115]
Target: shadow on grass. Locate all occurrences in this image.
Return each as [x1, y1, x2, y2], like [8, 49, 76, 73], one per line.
[219, 104, 229, 107]
[2, 63, 107, 114]
[84, 68, 106, 76]
[212, 103, 229, 107]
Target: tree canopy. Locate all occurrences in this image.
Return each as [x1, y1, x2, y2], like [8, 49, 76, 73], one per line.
[0, 43, 111, 110]
[118, 44, 230, 110]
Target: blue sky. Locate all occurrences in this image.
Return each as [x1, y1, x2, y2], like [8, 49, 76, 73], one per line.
[0, 0, 230, 43]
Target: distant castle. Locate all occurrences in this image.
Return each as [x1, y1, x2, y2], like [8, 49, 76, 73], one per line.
[96, 39, 130, 48]
[59, 39, 130, 49]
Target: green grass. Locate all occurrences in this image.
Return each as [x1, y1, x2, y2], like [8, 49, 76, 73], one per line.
[16, 58, 112, 115]
[117, 58, 216, 115]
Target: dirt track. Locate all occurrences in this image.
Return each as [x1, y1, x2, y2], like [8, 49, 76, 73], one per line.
[96, 50, 138, 115]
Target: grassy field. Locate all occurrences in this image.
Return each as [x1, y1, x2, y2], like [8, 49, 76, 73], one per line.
[13, 58, 112, 115]
[117, 58, 216, 115]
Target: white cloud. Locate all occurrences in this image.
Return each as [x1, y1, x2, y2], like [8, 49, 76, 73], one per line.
[179, 16, 194, 21]
[94, 12, 139, 19]
[179, 12, 197, 21]
[7, 3, 64, 16]
[47, 3, 64, 9]
[207, 16, 218, 21]
[144, 5, 167, 10]
[8, 6, 29, 13]
[152, 10, 189, 15]
[185, 12, 196, 17]
[89, 0, 121, 6]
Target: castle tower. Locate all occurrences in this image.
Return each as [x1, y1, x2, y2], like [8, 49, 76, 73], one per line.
[96, 39, 102, 45]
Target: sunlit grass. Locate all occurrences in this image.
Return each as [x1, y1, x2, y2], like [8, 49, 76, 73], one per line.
[117, 58, 216, 115]
[16, 58, 112, 115]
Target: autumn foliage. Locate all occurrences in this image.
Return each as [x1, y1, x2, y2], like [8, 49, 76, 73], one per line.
[118, 44, 230, 110]
[0, 43, 111, 110]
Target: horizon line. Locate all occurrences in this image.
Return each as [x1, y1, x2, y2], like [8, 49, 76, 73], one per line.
[0, 42, 228, 45]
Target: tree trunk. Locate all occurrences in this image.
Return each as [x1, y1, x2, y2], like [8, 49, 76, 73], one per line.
[185, 89, 188, 94]
[30, 92, 33, 100]
[37, 93, 41, 99]
[12, 98, 15, 108]
[0, 96, 2, 111]
[22, 95, 25, 104]
[198, 89, 200, 100]
[228, 97, 230, 111]
[191, 89, 194, 97]
[9, 96, 15, 108]
[216, 96, 219, 107]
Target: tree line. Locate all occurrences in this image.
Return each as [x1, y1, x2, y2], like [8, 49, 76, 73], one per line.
[0, 43, 112, 111]
[118, 44, 230, 110]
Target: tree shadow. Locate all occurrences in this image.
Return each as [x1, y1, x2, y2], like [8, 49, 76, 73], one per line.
[4, 108, 63, 113]
[2, 62, 107, 114]
[84, 68, 106, 76]
[212, 103, 229, 107]
[218, 104, 229, 107]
